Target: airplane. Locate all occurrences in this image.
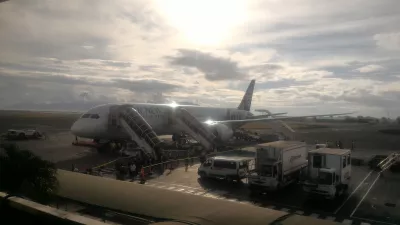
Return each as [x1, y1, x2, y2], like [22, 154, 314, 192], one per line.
[71, 79, 354, 159]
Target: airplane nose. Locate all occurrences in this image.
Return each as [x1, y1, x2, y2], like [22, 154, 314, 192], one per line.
[70, 121, 82, 136]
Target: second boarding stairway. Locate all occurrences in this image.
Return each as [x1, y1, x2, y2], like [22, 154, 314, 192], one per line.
[119, 107, 163, 160]
[376, 152, 400, 172]
[173, 107, 217, 151]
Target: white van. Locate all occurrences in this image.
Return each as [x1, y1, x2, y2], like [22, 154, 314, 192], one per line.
[197, 156, 254, 182]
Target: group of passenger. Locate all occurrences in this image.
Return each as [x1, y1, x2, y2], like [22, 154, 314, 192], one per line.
[315, 140, 355, 150]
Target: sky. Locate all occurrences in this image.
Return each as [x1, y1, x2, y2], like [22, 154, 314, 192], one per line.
[0, 0, 400, 117]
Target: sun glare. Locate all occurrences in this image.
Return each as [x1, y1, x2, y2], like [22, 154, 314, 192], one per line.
[155, 0, 248, 46]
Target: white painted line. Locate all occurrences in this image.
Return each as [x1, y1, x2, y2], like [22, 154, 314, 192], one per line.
[175, 188, 185, 192]
[342, 219, 352, 224]
[309, 213, 319, 218]
[149, 180, 203, 190]
[325, 216, 335, 221]
[167, 187, 176, 190]
[334, 171, 373, 214]
[350, 173, 381, 217]
[193, 192, 206, 195]
[184, 190, 194, 193]
[157, 185, 167, 189]
[360, 223, 371, 225]
[281, 208, 290, 212]
[268, 205, 277, 209]
[295, 210, 304, 215]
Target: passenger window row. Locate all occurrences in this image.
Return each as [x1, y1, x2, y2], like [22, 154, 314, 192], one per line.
[81, 114, 100, 119]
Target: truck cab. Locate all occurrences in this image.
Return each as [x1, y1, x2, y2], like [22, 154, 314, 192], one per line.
[248, 141, 308, 193]
[303, 148, 351, 199]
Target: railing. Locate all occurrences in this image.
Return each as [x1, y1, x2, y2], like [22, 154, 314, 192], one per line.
[377, 153, 400, 172]
[85, 148, 252, 182]
[120, 107, 162, 149]
[176, 108, 216, 148]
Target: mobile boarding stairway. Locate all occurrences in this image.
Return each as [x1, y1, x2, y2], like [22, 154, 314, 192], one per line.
[170, 107, 217, 151]
[108, 105, 217, 161]
[375, 152, 400, 172]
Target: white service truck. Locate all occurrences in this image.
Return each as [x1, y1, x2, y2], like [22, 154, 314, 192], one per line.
[248, 141, 308, 194]
[5, 129, 43, 140]
[302, 148, 351, 199]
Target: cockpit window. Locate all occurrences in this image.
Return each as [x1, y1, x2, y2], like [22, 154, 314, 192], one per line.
[81, 114, 91, 118]
[90, 114, 100, 119]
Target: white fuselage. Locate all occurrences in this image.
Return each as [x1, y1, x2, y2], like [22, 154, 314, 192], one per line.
[71, 103, 250, 141]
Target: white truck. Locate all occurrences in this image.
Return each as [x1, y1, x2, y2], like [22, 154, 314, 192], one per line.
[302, 148, 351, 199]
[5, 129, 43, 140]
[248, 141, 308, 194]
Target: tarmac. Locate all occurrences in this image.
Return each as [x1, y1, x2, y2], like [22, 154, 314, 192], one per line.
[3, 131, 400, 225]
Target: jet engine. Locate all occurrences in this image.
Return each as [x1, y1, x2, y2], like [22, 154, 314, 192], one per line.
[209, 124, 234, 142]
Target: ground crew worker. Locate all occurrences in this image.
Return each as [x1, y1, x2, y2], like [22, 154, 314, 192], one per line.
[71, 164, 79, 172]
[338, 140, 343, 149]
[130, 163, 137, 180]
[185, 157, 189, 172]
[140, 167, 146, 184]
[351, 141, 355, 150]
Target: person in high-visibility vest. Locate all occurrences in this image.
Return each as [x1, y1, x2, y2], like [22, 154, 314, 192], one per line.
[140, 167, 146, 183]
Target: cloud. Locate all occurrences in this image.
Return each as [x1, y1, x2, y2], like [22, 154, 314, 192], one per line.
[0, 0, 400, 117]
[374, 32, 400, 50]
[354, 64, 384, 73]
[167, 49, 245, 81]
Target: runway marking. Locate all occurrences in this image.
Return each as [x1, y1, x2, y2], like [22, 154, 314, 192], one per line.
[351, 216, 398, 225]
[175, 188, 185, 192]
[360, 223, 371, 225]
[148, 180, 203, 191]
[309, 213, 319, 218]
[350, 173, 381, 217]
[295, 210, 304, 215]
[280, 208, 290, 212]
[325, 216, 335, 221]
[334, 171, 373, 214]
[342, 219, 352, 224]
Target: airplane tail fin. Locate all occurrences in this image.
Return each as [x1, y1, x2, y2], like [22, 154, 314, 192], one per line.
[237, 79, 255, 112]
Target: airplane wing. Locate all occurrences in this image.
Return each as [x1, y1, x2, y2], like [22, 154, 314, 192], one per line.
[206, 112, 356, 125]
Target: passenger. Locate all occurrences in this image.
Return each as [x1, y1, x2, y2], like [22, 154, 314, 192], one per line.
[185, 157, 189, 172]
[175, 155, 179, 167]
[130, 163, 137, 180]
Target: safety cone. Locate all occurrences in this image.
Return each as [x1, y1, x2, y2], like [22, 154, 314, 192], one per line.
[140, 167, 146, 184]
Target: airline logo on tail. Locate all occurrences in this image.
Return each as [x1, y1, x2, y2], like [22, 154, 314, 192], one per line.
[237, 79, 255, 112]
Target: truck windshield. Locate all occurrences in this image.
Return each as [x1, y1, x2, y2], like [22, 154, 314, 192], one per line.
[260, 165, 274, 177]
[318, 171, 333, 185]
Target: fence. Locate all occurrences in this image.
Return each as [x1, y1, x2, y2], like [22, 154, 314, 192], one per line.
[87, 148, 255, 182]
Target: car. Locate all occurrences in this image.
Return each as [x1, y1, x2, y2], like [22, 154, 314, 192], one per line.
[5, 129, 43, 140]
